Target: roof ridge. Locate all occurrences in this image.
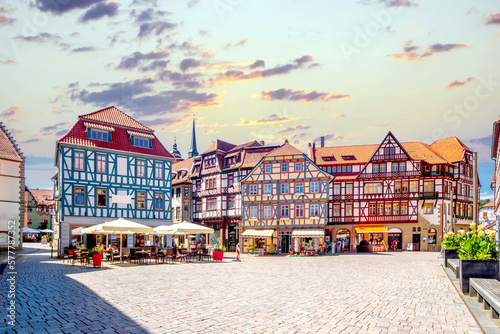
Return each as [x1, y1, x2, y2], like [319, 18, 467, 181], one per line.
[0, 121, 24, 160]
[80, 106, 153, 132]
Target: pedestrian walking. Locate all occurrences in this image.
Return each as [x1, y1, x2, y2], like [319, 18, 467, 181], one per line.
[392, 239, 397, 251]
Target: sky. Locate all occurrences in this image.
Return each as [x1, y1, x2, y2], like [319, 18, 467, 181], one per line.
[1, 0, 499, 199]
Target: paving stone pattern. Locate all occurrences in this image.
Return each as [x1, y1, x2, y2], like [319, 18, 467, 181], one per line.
[0, 246, 482, 333]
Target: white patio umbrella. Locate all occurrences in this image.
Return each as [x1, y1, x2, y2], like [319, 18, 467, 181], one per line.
[39, 229, 54, 233]
[23, 227, 40, 233]
[82, 218, 154, 262]
[154, 222, 214, 234]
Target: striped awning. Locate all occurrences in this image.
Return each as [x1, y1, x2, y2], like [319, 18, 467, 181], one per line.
[241, 229, 274, 238]
[292, 229, 324, 237]
[83, 122, 115, 132]
[127, 130, 154, 139]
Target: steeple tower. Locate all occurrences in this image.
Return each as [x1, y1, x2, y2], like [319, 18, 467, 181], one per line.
[171, 137, 183, 161]
[188, 115, 198, 158]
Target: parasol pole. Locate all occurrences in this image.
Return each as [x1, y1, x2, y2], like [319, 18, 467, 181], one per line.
[120, 233, 123, 263]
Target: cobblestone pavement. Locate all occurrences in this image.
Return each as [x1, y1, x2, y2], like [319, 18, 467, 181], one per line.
[1, 245, 482, 334]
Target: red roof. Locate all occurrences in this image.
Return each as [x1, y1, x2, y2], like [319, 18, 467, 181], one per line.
[57, 107, 174, 159]
[0, 122, 23, 162]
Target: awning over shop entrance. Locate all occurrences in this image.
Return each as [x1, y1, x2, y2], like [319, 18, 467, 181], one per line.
[241, 229, 274, 238]
[355, 226, 389, 233]
[291, 229, 324, 237]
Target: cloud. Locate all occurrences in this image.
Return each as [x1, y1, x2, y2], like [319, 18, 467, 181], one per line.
[485, 13, 500, 26]
[139, 60, 169, 72]
[158, 70, 202, 88]
[142, 114, 192, 128]
[225, 38, 248, 49]
[332, 114, 346, 120]
[314, 133, 345, 143]
[40, 122, 73, 133]
[71, 46, 97, 53]
[137, 21, 176, 39]
[250, 60, 265, 70]
[188, 0, 200, 8]
[167, 40, 213, 58]
[116, 50, 170, 70]
[0, 58, 15, 64]
[446, 77, 474, 89]
[199, 30, 209, 36]
[22, 138, 41, 144]
[1, 106, 21, 117]
[278, 125, 311, 133]
[259, 89, 351, 103]
[235, 114, 300, 127]
[0, 14, 15, 26]
[390, 40, 468, 61]
[35, 0, 104, 15]
[72, 79, 223, 115]
[130, 8, 169, 22]
[180, 58, 203, 71]
[15, 32, 60, 44]
[379, 0, 417, 7]
[210, 55, 316, 85]
[79, 2, 119, 22]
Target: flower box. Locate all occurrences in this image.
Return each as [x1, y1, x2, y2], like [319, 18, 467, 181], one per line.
[459, 259, 499, 294]
[444, 249, 459, 267]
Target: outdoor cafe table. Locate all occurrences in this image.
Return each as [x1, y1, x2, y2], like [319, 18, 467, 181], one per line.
[135, 250, 150, 265]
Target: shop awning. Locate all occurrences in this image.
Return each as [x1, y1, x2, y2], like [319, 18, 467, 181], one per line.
[292, 229, 324, 237]
[241, 229, 274, 238]
[355, 226, 389, 233]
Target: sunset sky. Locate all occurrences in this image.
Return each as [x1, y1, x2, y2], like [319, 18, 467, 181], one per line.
[1, 0, 499, 198]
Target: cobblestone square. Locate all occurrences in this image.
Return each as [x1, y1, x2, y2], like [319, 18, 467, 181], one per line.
[1, 245, 482, 333]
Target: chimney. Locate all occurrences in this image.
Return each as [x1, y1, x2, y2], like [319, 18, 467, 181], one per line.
[320, 136, 325, 148]
[260, 140, 265, 146]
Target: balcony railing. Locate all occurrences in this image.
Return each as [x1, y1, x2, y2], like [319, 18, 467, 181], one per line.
[364, 215, 417, 222]
[328, 217, 355, 224]
[371, 153, 408, 161]
[420, 192, 438, 199]
[359, 171, 420, 179]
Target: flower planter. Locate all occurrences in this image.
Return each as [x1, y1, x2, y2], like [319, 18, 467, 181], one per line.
[444, 249, 459, 267]
[459, 259, 499, 294]
[212, 251, 224, 261]
[92, 253, 102, 268]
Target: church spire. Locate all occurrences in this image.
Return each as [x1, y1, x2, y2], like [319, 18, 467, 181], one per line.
[172, 137, 183, 161]
[188, 115, 198, 158]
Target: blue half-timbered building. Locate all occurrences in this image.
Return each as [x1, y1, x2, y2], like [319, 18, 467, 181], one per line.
[53, 106, 174, 253]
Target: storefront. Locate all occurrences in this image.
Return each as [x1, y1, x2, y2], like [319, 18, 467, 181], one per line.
[336, 228, 351, 252]
[291, 229, 324, 254]
[242, 229, 275, 253]
[388, 228, 402, 250]
[354, 226, 389, 252]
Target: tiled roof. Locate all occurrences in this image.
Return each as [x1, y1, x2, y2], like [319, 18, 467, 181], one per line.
[482, 200, 495, 208]
[80, 106, 152, 131]
[202, 139, 236, 154]
[172, 157, 194, 185]
[401, 142, 449, 165]
[266, 142, 304, 158]
[127, 130, 155, 139]
[83, 122, 115, 132]
[57, 108, 174, 159]
[227, 140, 261, 153]
[29, 189, 55, 206]
[312, 144, 378, 165]
[239, 149, 276, 169]
[0, 122, 23, 162]
[430, 137, 471, 163]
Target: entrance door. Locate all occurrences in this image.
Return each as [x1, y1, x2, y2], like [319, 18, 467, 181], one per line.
[412, 234, 421, 251]
[281, 235, 290, 253]
[388, 233, 402, 250]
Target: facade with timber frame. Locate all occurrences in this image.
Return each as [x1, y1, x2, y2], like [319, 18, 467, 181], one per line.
[241, 141, 334, 254]
[310, 132, 477, 252]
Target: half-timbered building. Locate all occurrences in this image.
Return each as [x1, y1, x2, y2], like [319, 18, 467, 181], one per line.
[53, 106, 174, 254]
[190, 139, 276, 250]
[172, 157, 194, 223]
[241, 141, 334, 254]
[310, 132, 476, 252]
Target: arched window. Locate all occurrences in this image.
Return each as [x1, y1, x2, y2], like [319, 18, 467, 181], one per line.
[417, 227, 421, 232]
[428, 228, 437, 244]
[412, 227, 416, 232]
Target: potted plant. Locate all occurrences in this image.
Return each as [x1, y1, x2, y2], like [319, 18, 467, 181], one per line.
[212, 244, 226, 261]
[248, 245, 256, 254]
[457, 223, 500, 293]
[441, 231, 461, 267]
[90, 246, 103, 268]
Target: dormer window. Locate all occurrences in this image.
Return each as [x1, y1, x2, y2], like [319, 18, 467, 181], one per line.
[88, 129, 111, 142]
[132, 136, 152, 148]
[341, 155, 355, 161]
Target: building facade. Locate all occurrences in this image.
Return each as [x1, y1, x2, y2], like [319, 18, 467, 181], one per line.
[241, 142, 333, 253]
[310, 132, 476, 252]
[190, 139, 276, 250]
[0, 122, 25, 249]
[53, 106, 174, 253]
[479, 200, 496, 227]
[172, 157, 194, 223]
[26, 189, 55, 230]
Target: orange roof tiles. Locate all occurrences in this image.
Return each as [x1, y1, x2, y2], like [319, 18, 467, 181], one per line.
[80, 106, 152, 131]
[482, 200, 495, 208]
[401, 142, 449, 165]
[266, 142, 304, 157]
[202, 139, 236, 154]
[172, 157, 195, 185]
[312, 144, 378, 165]
[29, 189, 54, 206]
[430, 136, 471, 163]
[0, 122, 23, 162]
